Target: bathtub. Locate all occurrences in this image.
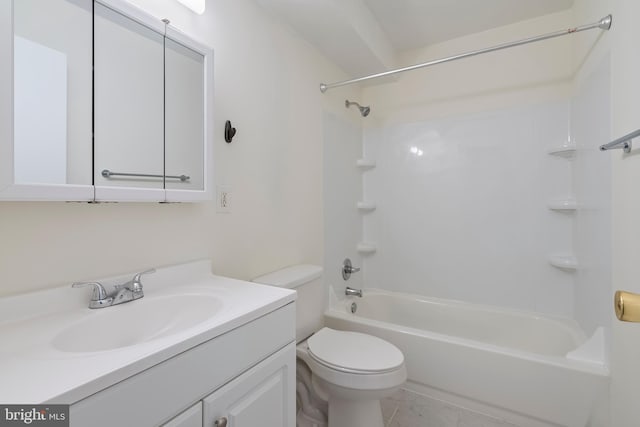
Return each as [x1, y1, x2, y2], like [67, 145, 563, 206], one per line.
[324, 289, 609, 427]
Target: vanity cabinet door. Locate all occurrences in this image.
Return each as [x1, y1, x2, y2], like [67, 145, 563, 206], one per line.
[202, 343, 296, 427]
[162, 402, 202, 427]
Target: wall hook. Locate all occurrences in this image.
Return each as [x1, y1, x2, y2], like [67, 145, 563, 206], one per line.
[225, 120, 237, 143]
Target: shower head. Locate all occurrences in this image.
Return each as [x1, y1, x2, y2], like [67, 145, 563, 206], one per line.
[345, 100, 370, 117]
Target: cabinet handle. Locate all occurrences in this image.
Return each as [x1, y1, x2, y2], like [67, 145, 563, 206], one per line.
[214, 417, 228, 427]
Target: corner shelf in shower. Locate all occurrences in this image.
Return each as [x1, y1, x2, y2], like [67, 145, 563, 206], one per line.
[548, 254, 578, 270]
[547, 198, 577, 211]
[357, 202, 377, 212]
[547, 142, 576, 159]
[356, 159, 376, 170]
[357, 243, 377, 255]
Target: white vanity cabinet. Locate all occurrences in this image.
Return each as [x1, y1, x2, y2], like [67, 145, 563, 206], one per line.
[162, 346, 296, 427]
[69, 303, 295, 427]
[203, 344, 294, 427]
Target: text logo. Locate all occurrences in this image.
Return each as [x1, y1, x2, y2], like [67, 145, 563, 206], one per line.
[0, 405, 68, 427]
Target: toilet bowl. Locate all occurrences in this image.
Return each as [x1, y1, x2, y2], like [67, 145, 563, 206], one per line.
[252, 265, 407, 427]
[298, 327, 406, 427]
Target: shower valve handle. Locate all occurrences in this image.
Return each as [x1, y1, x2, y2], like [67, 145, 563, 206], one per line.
[345, 265, 360, 273]
[342, 258, 360, 280]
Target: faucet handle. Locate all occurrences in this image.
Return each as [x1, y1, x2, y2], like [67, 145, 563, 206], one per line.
[130, 268, 156, 291]
[72, 282, 109, 301]
[133, 268, 156, 281]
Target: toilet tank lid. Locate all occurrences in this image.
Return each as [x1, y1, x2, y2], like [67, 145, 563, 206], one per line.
[252, 265, 322, 289]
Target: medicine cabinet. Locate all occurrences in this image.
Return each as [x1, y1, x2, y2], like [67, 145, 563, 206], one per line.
[0, 0, 213, 202]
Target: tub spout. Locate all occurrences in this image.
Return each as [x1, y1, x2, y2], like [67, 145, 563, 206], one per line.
[345, 287, 363, 298]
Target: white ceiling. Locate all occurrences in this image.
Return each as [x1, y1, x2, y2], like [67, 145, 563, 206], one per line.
[363, 0, 575, 51]
[254, 0, 575, 79]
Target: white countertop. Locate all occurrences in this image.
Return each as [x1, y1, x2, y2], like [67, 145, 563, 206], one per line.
[0, 260, 295, 404]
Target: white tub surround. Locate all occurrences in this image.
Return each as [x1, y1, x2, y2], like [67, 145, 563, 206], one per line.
[325, 289, 609, 427]
[0, 260, 296, 405]
[361, 102, 576, 318]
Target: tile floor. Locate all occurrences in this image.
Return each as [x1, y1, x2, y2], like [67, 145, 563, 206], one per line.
[381, 389, 520, 427]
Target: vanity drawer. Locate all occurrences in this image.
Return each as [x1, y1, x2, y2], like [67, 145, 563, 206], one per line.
[69, 302, 295, 427]
[162, 402, 202, 427]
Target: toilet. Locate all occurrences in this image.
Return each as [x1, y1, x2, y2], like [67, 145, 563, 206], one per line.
[253, 265, 407, 427]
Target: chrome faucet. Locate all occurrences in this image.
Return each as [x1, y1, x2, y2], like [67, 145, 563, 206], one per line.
[72, 268, 156, 309]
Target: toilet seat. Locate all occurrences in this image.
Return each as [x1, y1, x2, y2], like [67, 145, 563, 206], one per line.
[307, 328, 404, 374]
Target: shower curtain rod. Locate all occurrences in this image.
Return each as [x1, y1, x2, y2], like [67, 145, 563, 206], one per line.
[319, 14, 612, 93]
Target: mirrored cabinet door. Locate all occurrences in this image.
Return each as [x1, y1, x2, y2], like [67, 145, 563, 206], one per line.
[94, 2, 165, 198]
[164, 27, 214, 202]
[164, 37, 205, 192]
[5, 0, 93, 200]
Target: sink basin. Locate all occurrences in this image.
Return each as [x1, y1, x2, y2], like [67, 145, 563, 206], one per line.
[52, 294, 223, 353]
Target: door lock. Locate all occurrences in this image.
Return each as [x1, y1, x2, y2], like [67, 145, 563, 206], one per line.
[615, 290, 640, 322]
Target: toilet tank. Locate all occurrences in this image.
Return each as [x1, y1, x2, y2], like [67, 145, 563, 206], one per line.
[252, 265, 323, 342]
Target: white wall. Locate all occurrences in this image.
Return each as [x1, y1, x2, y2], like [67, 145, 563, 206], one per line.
[606, 0, 640, 424]
[0, 0, 358, 296]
